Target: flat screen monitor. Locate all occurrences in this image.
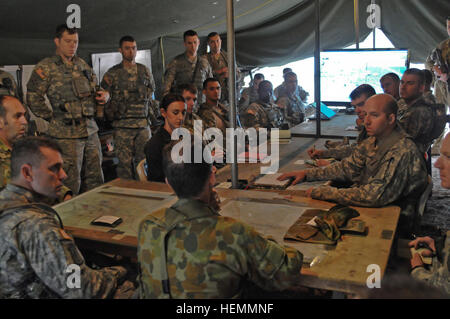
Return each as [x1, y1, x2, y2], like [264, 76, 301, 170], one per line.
[320, 49, 409, 103]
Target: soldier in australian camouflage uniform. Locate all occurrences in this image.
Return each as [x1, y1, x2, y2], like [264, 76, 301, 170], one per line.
[163, 30, 213, 104]
[0, 137, 134, 298]
[241, 80, 284, 130]
[26, 25, 106, 194]
[279, 94, 428, 236]
[138, 140, 303, 298]
[101, 36, 155, 180]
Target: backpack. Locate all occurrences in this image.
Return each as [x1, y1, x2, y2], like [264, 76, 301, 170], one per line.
[429, 103, 447, 140]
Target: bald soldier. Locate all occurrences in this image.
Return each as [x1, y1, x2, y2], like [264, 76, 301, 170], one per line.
[279, 94, 428, 235]
[0, 95, 72, 202]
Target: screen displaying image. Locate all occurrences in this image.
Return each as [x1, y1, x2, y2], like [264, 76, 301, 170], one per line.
[320, 49, 409, 103]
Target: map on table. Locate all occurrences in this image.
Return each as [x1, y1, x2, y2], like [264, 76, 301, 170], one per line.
[286, 181, 330, 191]
[53, 186, 176, 237]
[219, 198, 331, 263]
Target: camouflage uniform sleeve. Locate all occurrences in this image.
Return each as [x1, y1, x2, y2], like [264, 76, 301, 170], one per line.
[163, 59, 177, 97]
[26, 62, 53, 120]
[20, 212, 126, 298]
[321, 144, 355, 160]
[309, 146, 419, 207]
[100, 70, 116, 121]
[398, 107, 434, 152]
[242, 225, 302, 291]
[306, 139, 369, 183]
[241, 103, 261, 129]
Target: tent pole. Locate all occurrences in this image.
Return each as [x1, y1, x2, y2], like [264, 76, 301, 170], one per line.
[354, 0, 360, 49]
[226, 0, 239, 189]
[314, 0, 321, 137]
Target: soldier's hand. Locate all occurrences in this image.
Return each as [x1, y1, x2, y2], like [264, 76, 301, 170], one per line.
[307, 147, 324, 159]
[315, 159, 331, 167]
[410, 253, 424, 270]
[95, 90, 110, 105]
[63, 193, 73, 201]
[277, 171, 306, 185]
[408, 236, 436, 255]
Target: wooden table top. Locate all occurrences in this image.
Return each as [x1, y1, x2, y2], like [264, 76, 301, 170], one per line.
[54, 179, 400, 294]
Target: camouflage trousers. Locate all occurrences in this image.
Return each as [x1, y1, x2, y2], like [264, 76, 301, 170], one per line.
[113, 127, 151, 180]
[55, 134, 104, 195]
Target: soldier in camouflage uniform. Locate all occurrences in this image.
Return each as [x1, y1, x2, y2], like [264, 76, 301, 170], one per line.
[197, 78, 230, 136]
[397, 69, 436, 154]
[0, 137, 134, 298]
[101, 36, 155, 180]
[426, 18, 450, 155]
[241, 80, 284, 130]
[0, 96, 27, 189]
[138, 140, 303, 298]
[26, 25, 106, 194]
[163, 30, 213, 104]
[238, 73, 264, 114]
[179, 83, 201, 133]
[409, 233, 450, 296]
[279, 94, 428, 236]
[0, 70, 19, 97]
[0, 95, 73, 201]
[202, 32, 241, 104]
[308, 84, 376, 161]
[408, 133, 450, 294]
[275, 72, 307, 127]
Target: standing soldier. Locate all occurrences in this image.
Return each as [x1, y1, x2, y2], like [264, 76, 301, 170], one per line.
[26, 24, 108, 194]
[202, 32, 240, 104]
[426, 16, 450, 155]
[163, 30, 213, 104]
[101, 35, 155, 180]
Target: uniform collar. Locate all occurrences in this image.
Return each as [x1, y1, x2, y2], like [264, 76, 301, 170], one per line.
[4, 183, 36, 204]
[171, 197, 219, 219]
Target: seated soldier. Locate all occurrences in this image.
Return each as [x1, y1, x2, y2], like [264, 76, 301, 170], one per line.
[274, 68, 309, 102]
[308, 84, 376, 162]
[276, 72, 308, 126]
[398, 68, 436, 154]
[0, 136, 134, 298]
[197, 78, 230, 137]
[241, 80, 285, 130]
[144, 94, 186, 182]
[422, 69, 437, 104]
[239, 73, 264, 113]
[179, 83, 201, 132]
[408, 133, 450, 295]
[380, 72, 400, 101]
[278, 94, 428, 236]
[0, 95, 72, 201]
[138, 140, 303, 298]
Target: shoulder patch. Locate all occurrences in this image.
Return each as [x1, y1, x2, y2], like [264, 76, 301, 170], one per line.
[35, 68, 47, 80]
